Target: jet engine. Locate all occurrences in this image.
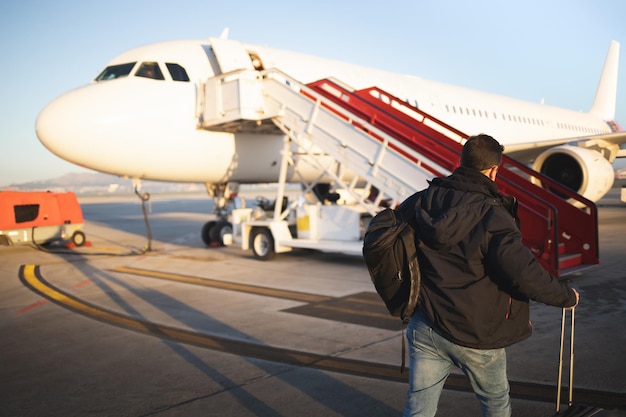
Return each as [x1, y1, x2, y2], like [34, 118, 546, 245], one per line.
[531, 145, 614, 202]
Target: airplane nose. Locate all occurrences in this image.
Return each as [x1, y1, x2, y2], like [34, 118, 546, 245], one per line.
[34, 78, 238, 183]
[36, 84, 96, 166]
[35, 80, 146, 173]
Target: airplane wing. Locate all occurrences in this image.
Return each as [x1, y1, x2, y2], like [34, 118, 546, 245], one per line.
[505, 131, 626, 163]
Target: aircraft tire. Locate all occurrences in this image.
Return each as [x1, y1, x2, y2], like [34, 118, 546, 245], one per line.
[251, 227, 275, 261]
[201, 221, 216, 246]
[209, 221, 233, 246]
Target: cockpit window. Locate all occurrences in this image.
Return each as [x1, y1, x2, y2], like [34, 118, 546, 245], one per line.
[166, 63, 190, 82]
[135, 62, 165, 80]
[248, 51, 264, 70]
[95, 62, 136, 81]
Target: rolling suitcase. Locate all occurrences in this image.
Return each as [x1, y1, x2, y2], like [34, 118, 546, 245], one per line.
[553, 307, 614, 417]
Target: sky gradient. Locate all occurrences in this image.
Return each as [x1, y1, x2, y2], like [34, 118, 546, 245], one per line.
[1, 0, 625, 186]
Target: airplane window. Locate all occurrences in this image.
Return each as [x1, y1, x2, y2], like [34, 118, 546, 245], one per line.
[95, 62, 136, 81]
[136, 62, 165, 80]
[248, 51, 265, 70]
[166, 63, 190, 82]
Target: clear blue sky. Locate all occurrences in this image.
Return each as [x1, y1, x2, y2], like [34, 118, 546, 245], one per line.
[1, 0, 625, 187]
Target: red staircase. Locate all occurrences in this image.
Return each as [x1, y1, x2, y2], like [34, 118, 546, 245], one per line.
[306, 79, 599, 277]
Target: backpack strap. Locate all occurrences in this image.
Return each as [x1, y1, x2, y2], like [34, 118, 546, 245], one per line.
[399, 229, 421, 374]
[400, 223, 421, 322]
[398, 195, 422, 374]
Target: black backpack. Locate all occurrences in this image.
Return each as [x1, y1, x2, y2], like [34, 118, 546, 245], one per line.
[362, 192, 422, 323]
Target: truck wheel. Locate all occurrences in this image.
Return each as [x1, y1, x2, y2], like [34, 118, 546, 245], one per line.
[201, 221, 216, 246]
[209, 221, 233, 246]
[72, 231, 86, 247]
[251, 228, 275, 260]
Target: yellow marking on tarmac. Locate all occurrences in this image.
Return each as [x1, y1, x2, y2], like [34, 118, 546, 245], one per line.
[20, 264, 150, 332]
[88, 246, 134, 253]
[17, 264, 405, 382]
[111, 265, 332, 303]
[314, 304, 392, 319]
[345, 295, 383, 306]
[112, 266, 394, 323]
[17, 264, 626, 409]
[167, 254, 221, 262]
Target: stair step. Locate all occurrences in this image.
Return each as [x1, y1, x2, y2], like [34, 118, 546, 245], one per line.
[559, 253, 582, 270]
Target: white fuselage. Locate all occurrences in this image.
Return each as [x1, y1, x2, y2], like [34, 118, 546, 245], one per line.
[35, 38, 619, 192]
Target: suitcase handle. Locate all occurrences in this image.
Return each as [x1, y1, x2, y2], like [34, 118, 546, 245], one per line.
[556, 306, 576, 413]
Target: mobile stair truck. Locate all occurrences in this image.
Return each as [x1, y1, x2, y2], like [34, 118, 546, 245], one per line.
[198, 67, 599, 277]
[0, 191, 86, 247]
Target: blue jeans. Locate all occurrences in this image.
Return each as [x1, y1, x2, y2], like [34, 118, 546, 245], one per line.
[403, 311, 512, 417]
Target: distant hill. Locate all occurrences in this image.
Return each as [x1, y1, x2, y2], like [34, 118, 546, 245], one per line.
[5, 167, 624, 196]
[2, 172, 204, 195]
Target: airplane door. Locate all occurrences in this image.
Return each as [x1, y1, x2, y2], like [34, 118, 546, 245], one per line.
[209, 38, 254, 74]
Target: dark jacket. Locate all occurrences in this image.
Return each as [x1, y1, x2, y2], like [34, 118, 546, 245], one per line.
[411, 166, 577, 349]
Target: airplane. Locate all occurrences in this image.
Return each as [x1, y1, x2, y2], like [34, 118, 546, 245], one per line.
[35, 34, 626, 246]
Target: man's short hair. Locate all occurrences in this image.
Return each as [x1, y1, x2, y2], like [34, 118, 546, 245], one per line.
[460, 134, 505, 170]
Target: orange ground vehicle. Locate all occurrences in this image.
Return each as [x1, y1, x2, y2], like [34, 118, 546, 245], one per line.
[0, 191, 86, 246]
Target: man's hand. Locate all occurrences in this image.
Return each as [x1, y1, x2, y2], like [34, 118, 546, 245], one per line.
[565, 288, 579, 310]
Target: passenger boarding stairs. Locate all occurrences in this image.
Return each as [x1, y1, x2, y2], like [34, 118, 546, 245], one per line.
[198, 68, 599, 277]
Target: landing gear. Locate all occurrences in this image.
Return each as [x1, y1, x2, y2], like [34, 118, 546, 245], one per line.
[202, 182, 238, 247]
[134, 178, 153, 252]
[210, 220, 233, 246]
[201, 221, 216, 246]
[201, 220, 233, 247]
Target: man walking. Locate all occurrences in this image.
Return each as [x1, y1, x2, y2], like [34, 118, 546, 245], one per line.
[403, 134, 579, 417]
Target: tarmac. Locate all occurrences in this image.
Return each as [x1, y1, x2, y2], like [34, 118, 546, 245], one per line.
[1, 187, 625, 417]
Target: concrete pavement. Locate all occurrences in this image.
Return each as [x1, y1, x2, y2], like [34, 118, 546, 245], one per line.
[1, 189, 625, 417]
